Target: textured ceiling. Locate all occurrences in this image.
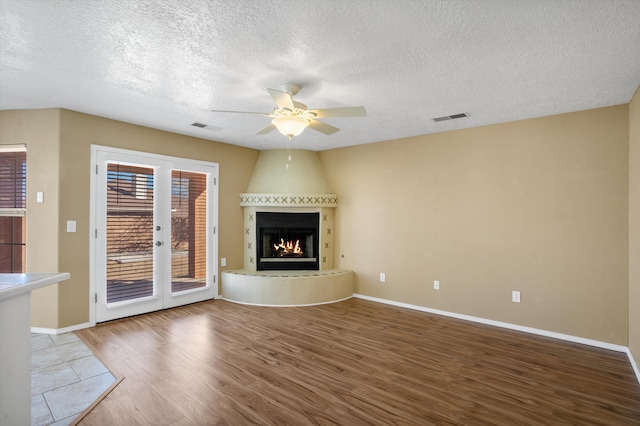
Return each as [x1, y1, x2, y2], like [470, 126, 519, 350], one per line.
[1, 0, 639, 151]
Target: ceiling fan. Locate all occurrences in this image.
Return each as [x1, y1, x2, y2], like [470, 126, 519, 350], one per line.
[211, 83, 367, 139]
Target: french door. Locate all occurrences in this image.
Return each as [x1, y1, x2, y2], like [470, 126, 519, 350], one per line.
[92, 146, 218, 323]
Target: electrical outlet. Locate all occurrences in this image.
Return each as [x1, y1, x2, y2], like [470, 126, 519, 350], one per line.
[512, 291, 521, 303]
[434, 280, 440, 290]
[221, 257, 226, 267]
[379, 273, 386, 282]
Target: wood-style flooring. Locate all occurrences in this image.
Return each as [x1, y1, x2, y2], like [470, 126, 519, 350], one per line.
[75, 298, 640, 425]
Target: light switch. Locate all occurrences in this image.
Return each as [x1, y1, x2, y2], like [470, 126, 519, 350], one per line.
[66, 220, 76, 233]
[36, 192, 44, 203]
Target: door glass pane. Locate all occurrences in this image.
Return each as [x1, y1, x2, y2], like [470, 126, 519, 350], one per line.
[171, 170, 207, 293]
[106, 163, 155, 303]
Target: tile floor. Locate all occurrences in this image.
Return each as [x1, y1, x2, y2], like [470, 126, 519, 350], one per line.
[31, 332, 116, 426]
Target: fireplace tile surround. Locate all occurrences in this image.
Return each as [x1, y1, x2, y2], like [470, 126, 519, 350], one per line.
[242, 204, 335, 272]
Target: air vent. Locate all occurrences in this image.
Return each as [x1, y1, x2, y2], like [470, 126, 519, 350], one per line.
[191, 122, 222, 131]
[449, 113, 468, 119]
[433, 116, 451, 122]
[433, 112, 469, 122]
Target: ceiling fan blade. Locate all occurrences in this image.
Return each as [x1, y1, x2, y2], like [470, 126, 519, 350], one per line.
[256, 123, 276, 135]
[210, 109, 268, 115]
[307, 106, 367, 118]
[308, 119, 340, 135]
[267, 89, 295, 110]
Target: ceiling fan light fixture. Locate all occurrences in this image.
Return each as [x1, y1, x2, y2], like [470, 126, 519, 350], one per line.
[272, 116, 309, 139]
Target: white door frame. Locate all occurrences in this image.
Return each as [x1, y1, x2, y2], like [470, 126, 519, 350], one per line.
[89, 145, 219, 324]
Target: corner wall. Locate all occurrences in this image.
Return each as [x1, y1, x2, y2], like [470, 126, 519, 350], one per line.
[320, 105, 629, 344]
[629, 87, 640, 362]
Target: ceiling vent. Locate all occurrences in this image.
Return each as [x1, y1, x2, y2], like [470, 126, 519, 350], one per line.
[433, 112, 469, 122]
[191, 122, 222, 131]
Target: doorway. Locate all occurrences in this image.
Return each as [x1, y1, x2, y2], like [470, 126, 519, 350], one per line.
[92, 146, 218, 322]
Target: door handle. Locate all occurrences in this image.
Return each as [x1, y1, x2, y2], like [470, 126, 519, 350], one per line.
[155, 241, 163, 247]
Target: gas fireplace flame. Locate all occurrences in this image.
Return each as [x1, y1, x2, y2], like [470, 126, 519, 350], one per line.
[273, 238, 303, 257]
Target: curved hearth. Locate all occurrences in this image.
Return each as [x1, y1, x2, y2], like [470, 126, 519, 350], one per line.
[221, 269, 353, 306]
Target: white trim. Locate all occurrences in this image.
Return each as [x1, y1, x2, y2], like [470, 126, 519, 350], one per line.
[0, 144, 26, 152]
[354, 294, 626, 352]
[89, 147, 97, 328]
[31, 322, 92, 335]
[354, 293, 640, 383]
[0, 208, 26, 217]
[626, 348, 640, 383]
[33, 291, 640, 384]
[90, 145, 218, 169]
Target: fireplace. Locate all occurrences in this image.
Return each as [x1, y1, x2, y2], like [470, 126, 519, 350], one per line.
[256, 212, 319, 271]
[222, 149, 353, 306]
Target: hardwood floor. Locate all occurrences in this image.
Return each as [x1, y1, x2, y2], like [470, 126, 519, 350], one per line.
[75, 298, 640, 425]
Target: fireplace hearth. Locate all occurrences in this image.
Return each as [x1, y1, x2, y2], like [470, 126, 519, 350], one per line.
[257, 212, 319, 271]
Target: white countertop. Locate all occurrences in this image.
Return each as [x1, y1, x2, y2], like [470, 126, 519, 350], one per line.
[0, 273, 70, 300]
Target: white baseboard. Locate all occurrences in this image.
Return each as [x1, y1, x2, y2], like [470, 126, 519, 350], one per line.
[28, 294, 640, 385]
[31, 321, 93, 335]
[626, 347, 640, 383]
[353, 293, 639, 384]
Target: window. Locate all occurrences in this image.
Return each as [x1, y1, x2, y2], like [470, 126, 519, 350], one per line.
[0, 145, 26, 273]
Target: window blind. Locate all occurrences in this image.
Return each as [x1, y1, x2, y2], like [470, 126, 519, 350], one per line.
[106, 163, 155, 303]
[0, 149, 26, 213]
[171, 170, 207, 292]
[0, 148, 26, 273]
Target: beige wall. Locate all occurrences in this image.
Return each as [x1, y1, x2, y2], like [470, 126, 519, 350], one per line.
[320, 105, 629, 344]
[630, 87, 640, 360]
[0, 109, 62, 325]
[1, 102, 635, 348]
[1, 109, 259, 328]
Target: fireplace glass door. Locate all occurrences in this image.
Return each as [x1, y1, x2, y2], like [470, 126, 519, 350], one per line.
[257, 212, 319, 271]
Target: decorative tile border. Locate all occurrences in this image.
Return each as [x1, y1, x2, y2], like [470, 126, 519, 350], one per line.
[240, 193, 338, 207]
